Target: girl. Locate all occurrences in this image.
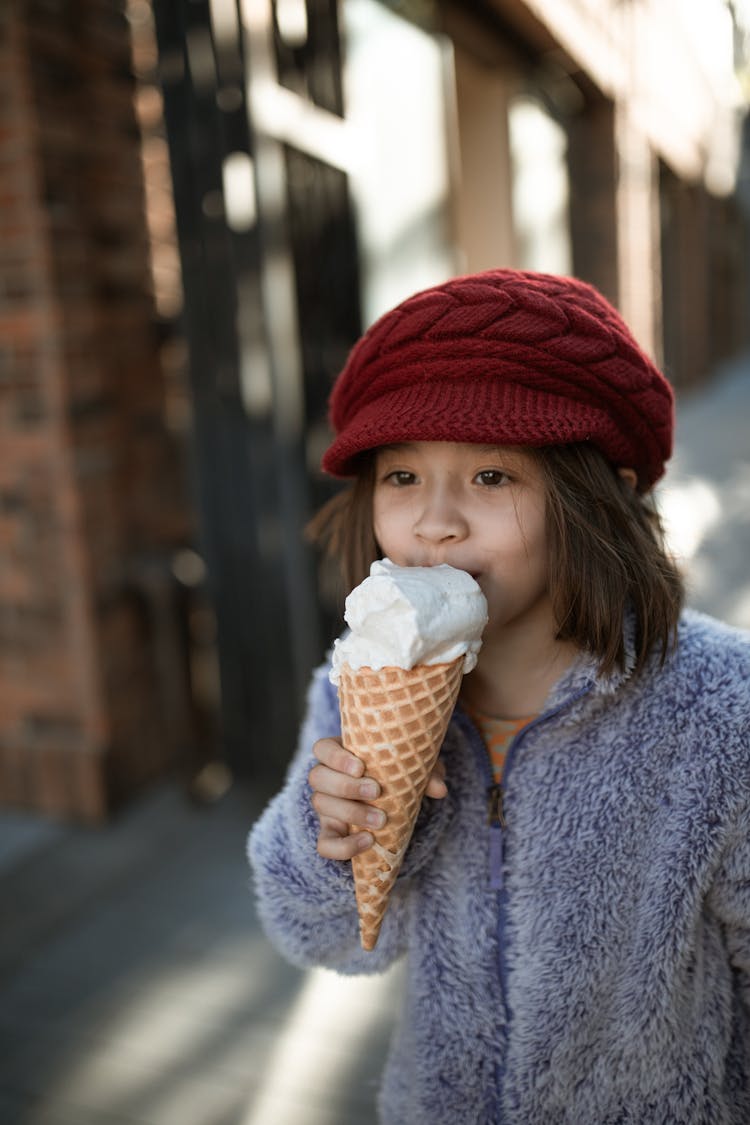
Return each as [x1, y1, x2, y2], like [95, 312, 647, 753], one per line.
[248, 269, 750, 1123]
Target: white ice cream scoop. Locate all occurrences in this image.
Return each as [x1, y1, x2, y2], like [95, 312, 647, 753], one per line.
[329, 559, 488, 683]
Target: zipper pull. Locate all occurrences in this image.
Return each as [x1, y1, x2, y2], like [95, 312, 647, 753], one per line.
[487, 783, 506, 828]
[487, 784, 505, 890]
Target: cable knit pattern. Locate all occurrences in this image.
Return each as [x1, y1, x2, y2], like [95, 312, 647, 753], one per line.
[322, 270, 674, 488]
[248, 610, 750, 1123]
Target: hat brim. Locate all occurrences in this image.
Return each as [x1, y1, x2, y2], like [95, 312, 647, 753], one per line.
[321, 379, 639, 480]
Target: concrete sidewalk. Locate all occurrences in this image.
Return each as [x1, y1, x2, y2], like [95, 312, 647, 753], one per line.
[658, 354, 750, 629]
[0, 781, 404, 1124]
[1, 356, 749, 1125]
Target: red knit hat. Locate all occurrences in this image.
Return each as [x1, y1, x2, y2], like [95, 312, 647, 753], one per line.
[321, 269, 674, 489]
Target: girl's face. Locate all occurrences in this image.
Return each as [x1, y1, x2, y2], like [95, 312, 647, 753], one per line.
[372, 441, 554, 646]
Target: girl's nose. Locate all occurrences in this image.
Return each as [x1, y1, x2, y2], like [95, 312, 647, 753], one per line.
[413, 488, 469, 544]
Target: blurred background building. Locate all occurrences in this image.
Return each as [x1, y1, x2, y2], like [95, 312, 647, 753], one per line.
[2, 0, 750, 821]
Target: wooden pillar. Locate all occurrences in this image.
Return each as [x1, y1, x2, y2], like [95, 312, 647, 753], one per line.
[566, 97, 619, 306]
[614, 102, 662, 363]
[452, 47, 517, 272]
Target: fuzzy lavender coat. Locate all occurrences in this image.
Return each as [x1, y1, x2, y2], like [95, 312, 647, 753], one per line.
[248, 610, 750, 1123]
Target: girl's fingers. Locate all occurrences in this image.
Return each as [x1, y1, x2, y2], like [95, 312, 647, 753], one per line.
[425, 775, 448, 799]
[312, 790, 387, 832]
[309, 738, 447, 864]
[316, 818, 373, 861]
[425, 759, 448, 799]
[313, 737, 365, 778]
[308, 761, 381, 803]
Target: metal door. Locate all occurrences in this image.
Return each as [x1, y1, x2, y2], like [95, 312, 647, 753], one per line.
[153, 0, 361, 776]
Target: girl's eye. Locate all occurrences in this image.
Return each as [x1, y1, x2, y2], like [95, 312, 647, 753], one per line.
[383, 470, 417, 486]
[474, 469, 510, 487]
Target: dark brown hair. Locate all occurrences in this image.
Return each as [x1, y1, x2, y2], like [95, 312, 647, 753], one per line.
[306, 456, 379, 599]
[307, 444, 684, 677]
[531, 444, 684, 676]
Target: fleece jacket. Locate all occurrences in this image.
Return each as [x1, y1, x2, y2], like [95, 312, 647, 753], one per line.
[248, 610, 750, 1123]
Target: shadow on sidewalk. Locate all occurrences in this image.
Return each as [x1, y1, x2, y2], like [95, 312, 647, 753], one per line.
[0, 782, 403, 1125]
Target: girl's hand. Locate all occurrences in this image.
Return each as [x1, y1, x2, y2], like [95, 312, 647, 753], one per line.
[309, 737, 448, 861]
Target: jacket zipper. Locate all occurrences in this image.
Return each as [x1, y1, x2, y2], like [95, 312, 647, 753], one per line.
[456, 680, 595, 1118]
[484, 681, 594, 890]
[487, 782, 506, 890]
[461, 679, 593, 990]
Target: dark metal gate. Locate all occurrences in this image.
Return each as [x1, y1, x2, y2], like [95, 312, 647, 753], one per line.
[153, 0, 361, 777]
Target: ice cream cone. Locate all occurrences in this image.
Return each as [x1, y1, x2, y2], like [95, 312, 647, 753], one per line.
[338, 656, 465, 951]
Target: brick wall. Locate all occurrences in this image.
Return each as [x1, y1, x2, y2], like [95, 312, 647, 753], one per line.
[0, 1, 191, 821]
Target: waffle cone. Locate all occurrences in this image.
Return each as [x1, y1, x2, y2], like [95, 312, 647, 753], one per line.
[338, 657, 464, 951]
